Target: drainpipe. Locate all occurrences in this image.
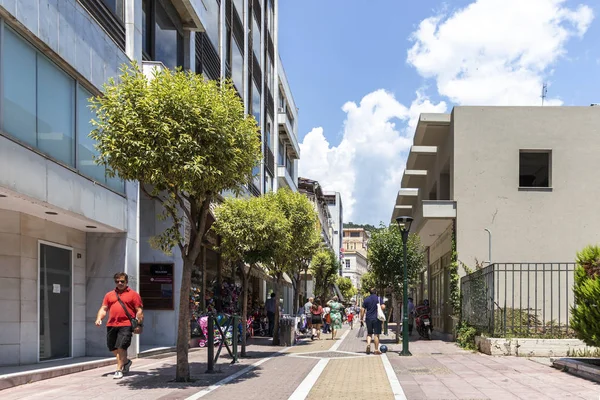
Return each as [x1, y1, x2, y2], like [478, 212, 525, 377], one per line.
[484, 228, 492, 264]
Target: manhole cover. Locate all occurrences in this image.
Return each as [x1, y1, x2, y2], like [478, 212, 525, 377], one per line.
[295, 351, 363, 359]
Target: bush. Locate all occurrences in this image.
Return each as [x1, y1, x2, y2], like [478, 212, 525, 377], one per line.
[571, 245, 600, 347]
[456, 321, 477, 350]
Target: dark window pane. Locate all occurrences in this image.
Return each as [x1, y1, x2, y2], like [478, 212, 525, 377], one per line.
[3, 28, 36, 146]
[102, 0, 124, 22]
[519, 152, 551, 187]
[155, 1, 180, 69]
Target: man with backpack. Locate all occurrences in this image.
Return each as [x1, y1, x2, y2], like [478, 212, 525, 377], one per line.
[95, 272, 144, 379]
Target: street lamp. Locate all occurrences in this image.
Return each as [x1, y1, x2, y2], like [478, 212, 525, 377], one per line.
[395, 216, 413, 356]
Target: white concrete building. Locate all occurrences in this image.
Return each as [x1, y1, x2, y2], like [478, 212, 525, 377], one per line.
[391, 106, 600, 334]
[324, 192, 343, 275]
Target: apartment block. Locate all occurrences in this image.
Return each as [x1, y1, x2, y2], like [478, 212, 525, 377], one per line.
[391, 106, 600, 334]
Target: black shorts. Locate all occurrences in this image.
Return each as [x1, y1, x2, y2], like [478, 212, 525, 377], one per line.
[107, 326, 133, 351]
[366, 319, 382, 335]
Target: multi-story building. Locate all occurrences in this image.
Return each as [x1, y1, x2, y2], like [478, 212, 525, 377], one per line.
[390, 106, 600, 334]
[341, 228, 370, 295]
[324, 192, 343, 274]
[0, 0, 146, 365]
[0, 0, 299, 364]
[298, 177, 333, 250]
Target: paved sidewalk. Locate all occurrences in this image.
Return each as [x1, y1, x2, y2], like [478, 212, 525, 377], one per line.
[1, 324, 598, 399]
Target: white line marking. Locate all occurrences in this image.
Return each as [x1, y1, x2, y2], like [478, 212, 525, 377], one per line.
[288, 358, 330, 400]
[185, 346, 291, 400]
[381, 353, 408, 400]
[329, 329, 350, 352]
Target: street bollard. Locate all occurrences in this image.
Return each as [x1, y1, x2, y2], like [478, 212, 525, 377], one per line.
[206, 314, 215, 373]
[231, 315, 238, 363]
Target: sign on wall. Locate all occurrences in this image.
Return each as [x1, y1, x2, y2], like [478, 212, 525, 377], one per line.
[140, 263, 174, 310]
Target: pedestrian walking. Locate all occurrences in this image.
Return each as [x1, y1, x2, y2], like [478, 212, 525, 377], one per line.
[310, 298, 324, 340]
[95, 272, 143, 379]
[347, 311, 354, 329]
[265, 292, 276, 337]
[304, 296, 313, 331]
[327, 296, 344, 339]
[359, 287, 383, 355]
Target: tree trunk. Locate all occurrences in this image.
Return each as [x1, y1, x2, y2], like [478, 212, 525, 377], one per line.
[292, 274, 300, 315]
[240, 263, 250, 357]
[272, 275, 282, 346]
[176, 257, 194, 381]
[304, 267, 308, 300]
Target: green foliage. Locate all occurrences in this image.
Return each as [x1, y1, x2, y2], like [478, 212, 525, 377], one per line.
[367, 224, 425, 298]
[310, 248, 339, 300]
[571, 245, 600, 347]
[448, 227, 460, 318]
[360, 271, 378, 296]
[336, 276, 357, 301]
[90, 63, 261, 254]
[212, 196, 290, 266]
[456, 321, 477, 350]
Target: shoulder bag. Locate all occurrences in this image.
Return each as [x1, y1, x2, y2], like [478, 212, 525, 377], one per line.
[115, 292, 139, 331]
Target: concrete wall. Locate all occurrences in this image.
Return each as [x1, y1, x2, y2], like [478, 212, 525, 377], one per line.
[0, 211, 86, 366]
[453, 107, 600, 269]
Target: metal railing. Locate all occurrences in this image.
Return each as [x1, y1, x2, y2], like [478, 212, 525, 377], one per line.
[461, 262, 576, 338]
[206, 313, 239, 373]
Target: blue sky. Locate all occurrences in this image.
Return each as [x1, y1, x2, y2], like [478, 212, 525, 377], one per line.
[278, 0, 599, 225]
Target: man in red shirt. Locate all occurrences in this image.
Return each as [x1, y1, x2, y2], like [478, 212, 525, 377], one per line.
[95, 272, 144, 379]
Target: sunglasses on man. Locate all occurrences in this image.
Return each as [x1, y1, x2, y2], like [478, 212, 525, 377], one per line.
[115, 280, 126, 284]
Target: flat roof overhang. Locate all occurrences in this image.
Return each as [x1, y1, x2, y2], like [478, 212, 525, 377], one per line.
[414, 200, 457, 247]
[406, 146, 438, 171]
[401, 169, 427, 188]
[413, 113, 451, 146]
[391, 205, 413, 223]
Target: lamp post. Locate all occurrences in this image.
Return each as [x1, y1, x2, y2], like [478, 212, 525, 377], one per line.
[395, 216, 413, 356]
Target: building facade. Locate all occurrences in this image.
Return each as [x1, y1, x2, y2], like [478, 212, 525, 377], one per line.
[0, 0, 299, 364]
[341, 228, 370, 296]
[324, 192, 343, 275]
[391, 106, 600, 334]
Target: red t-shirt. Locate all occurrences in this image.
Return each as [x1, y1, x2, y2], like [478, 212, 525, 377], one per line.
[311, 305, 323, 315]
[102, 287, 143, 327]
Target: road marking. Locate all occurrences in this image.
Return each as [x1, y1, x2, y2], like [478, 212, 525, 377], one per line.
[381, 353, 408, 400]
[185, 346, 291, 400]
[288, 358, 329, 400]
[329, 329, 350, 352]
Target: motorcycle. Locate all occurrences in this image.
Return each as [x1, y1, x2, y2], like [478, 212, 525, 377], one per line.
[414, 305, 432, 340]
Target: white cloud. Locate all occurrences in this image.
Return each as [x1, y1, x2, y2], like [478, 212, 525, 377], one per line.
[299, 90, 446, 224]
[300, 0, 594, 225]
[407, 0, 594, 105]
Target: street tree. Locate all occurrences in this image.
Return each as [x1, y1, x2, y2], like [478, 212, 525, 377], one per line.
[310, 248, 339, 301]
[211, 195, 290, 356]
[89, 64, 261, 381]
[336, 276, 357, 301]
[266, 189, 319, 345]
[367, 224, 425, 343]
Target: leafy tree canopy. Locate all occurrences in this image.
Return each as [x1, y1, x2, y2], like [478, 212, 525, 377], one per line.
[571, 245, 600, 347]
[310, 248, 339, 300]
[343, 222, 381, 233]
[336, 276, 357, 301]
[367, 225, 425, 297]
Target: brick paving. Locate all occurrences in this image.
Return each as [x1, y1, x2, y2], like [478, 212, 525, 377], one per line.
[1, 324, 599, 399]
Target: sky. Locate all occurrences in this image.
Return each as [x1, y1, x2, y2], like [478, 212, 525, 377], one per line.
[277, 0, 599, 226]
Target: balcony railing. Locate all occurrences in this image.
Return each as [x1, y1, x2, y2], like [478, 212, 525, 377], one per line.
[264, 143, 275, 176]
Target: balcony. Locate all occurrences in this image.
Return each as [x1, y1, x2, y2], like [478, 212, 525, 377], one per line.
[277, 165, 297, 190]
[264, 143, 275, 176]
[172, 0, 207, 30]
[278, 111, 300, 159]
[414, 200, 456, 247]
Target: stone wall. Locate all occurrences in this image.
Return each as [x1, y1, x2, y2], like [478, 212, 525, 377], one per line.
[475, 336, 599, 357]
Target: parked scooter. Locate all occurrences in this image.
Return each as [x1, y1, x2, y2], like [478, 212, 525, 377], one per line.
[414, 302, 432, 340]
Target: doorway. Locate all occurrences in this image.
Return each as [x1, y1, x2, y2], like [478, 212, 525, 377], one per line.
[39, 242, 72, 361]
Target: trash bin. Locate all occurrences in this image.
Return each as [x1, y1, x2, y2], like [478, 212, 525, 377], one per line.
[278, 315, 296, 346]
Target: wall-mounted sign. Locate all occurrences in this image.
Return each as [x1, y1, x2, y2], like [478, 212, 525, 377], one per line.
[140, 263, 174, 310]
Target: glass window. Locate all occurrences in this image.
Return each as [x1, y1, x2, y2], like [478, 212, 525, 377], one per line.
[519, 151, 551, 188]
[232, 40, 243, 93]
[267, 0, 274, 33]
[102, 0, 124, 22]
[278, 140, 285, 165]
[252, 16, 260, 65]
[3, 28, 37, 146]
[37, 56, 75, 166]
[267, 54, 273, 92]
[142, 0, 151, 56]
[77, 86, 106, 183]
[252, 81, 261, 125]
[203, 0, 220, 50]
[265, 121, 272, 150]
[154, 1, 182, 69]
[252, 165, 260, 187]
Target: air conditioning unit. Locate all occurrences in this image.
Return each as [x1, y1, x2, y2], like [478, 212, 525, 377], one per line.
[278, 107, 285, 113]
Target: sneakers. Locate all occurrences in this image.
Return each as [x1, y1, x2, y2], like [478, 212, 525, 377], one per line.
[366, 345, 371, 355]
[113, 370, 123, 379]
[123, 359, 132, 373]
